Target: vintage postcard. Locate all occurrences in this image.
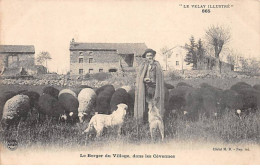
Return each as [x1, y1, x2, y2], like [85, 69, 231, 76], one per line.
[0, 0, 260, 165]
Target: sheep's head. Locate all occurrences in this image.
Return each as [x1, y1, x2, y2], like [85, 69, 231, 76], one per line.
[183, 111, 188, 115]
[78, 111, 87, 123]
[60, 114, 67, 121]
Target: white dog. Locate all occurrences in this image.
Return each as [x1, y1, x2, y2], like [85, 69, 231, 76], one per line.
[83, 103, 128, 138]
[148, 99, 164, 141]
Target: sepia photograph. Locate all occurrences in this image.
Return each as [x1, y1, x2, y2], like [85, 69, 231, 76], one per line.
[0, 0, 260, 165]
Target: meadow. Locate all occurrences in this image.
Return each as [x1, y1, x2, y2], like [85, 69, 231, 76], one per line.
[0, 72, 260, 152]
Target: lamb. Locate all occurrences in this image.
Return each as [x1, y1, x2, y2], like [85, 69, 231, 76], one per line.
[58, 89, 77, 98]
[78, 88, 97, 123]
[42, 86, 60, 99]
[1, 95, 30, 129]
[83, 103, 128, 138]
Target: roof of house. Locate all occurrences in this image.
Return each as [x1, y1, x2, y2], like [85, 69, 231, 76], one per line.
[70, 42, 148, 56]
[0, 45, 35, 54]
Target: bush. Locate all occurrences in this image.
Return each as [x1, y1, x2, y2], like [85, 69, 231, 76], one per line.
[168, 71, 182, 80]
[84, 73, 91, 79]
[91, 72, 112, 81]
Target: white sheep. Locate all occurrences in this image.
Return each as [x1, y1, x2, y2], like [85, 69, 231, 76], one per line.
[58, 89, 77, 98]
[78, 88, 97, 123]
[1, 95, 30, 129]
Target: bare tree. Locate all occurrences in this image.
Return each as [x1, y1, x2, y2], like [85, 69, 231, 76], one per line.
[36, 51, 52, 72]
[205, 25, 231, 73]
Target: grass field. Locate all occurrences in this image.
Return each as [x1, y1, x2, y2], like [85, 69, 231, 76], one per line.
[0, 76, 260, 151]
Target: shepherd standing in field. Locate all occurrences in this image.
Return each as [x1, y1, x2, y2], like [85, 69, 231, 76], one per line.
[134, 48, 165, 124]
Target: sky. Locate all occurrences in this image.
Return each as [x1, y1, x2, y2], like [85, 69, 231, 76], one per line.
[1, 0, 259, 73]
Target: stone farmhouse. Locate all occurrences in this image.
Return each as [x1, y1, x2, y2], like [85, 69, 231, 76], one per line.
[0, 45, 47, 76]
[69, 39, 147, 75]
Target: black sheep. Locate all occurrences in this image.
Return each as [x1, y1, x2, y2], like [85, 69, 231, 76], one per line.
[164, 83, 175, 90]
[37, 94, 66, 121]
[20, 91, 40, 109]
[110, 88, 132, 117]
[58, 93, 79, 123]
[95, 84, 115, 96]
[42, 86, 59, 99]
[185, 86, 223, 121]
[219, 89, 244, 116]
[95, 86, 115, 114]
[167, 86, 195, 114]
[235, 88, 260, 112]
[230, 82, 252, 92]
[176, 82, 192, 88]
[253, 84, 260, 91]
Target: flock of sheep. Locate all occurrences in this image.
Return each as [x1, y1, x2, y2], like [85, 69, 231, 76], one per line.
[0, 85, 135, 136]
[0, 81, 259, 140]
[166, 82, 260, 121]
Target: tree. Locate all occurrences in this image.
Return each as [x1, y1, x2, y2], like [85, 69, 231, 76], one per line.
[226, 50, 237, 65]
[196, 38, 206, 63]
[239, 57, 260, 75]
[205, 25, 231, 73]
[36, 51, 52, 72]
[160, 46, 173, 70]
[185, 36, 198, 69]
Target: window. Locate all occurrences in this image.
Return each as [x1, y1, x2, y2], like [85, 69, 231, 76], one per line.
[109, 68, 117, 72]
[79, 69, 83, 75]
[8, 55, 18, 63]
[79, 58, 83, 63]
[79, 51, 83, 56]
[89, 58, 93, 63]
[88, 51, 93, 55]
[99, 69, 103, 72]
[176, 61, 179, 66]
[89, 69, 94, 74]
